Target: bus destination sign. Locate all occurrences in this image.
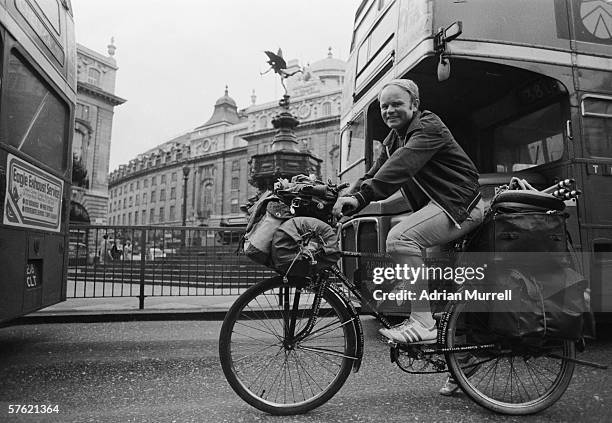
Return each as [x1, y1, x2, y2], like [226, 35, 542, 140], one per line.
[3, 154, 63, 232]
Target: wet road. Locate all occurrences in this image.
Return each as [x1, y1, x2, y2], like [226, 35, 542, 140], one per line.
[1, 317, 611, 423]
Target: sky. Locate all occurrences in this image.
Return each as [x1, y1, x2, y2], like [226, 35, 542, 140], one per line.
[71, 0, 358, 171]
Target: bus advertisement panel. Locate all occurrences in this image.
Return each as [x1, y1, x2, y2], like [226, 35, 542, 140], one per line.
[4, 153, 64, 232]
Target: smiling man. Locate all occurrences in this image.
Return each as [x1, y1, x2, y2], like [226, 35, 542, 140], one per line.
[332, 78, 485, 394]
[333, 78, 484, 343]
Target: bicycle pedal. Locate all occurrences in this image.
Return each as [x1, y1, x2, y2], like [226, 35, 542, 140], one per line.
[381, 337, 398, 347]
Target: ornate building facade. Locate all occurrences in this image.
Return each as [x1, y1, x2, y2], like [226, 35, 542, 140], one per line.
[108, 49, 345, 228]
[72, 40, 126, 224]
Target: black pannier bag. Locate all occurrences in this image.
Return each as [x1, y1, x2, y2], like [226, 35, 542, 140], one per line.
[486, 267, 587, 341]
[463, 189, 590, 341]
[270, 216, 341, 276]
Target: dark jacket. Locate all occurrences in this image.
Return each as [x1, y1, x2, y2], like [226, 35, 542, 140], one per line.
[351, 110, 480, 228]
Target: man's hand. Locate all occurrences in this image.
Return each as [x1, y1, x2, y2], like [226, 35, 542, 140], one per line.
[332, 196, 359, 218]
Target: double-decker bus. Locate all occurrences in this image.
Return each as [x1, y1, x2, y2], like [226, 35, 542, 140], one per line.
[338, 0, 612, 313]
[0, 0, 76, 323]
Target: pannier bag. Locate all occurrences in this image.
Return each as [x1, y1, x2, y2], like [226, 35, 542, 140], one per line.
[462, 188, 590, 341]
[487, 267, 587, 341]
[271, 216, 341, 275]
[467, 210, 568, 255]
[242, 191, 292, 267]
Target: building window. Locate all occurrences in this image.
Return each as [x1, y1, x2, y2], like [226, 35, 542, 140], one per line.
[201, 183, 213, 219]
[170, 187, 176, 199]
[160, 189, 166, 201]
[118, 186, 122, 195]
[122, 213, 126, 225]
[135, 194, 140, 206]
[130, 182, 134, 191]
[123, 198, 126, 208]
[128, 212, 132, 225]
[129, 196, 133, 207]
[322, 102, 332, 116]
[134, 211, 139, 225]
[76, 103, 90, 121]
[161, 174, 166, 184]
[171, 172, 177, 182]
[152, 176, 157, 186]
[231, 176, 239, 190]
[259, 115, 268, 129]
[232, 160, 240, 171]
[108, 203, 112, 213]
[142, 210, 147, 224]
[144, 179, 149, 188]
[300, 137, 311, 151]
[169, 205, 176, 221]
[87, 68, 101, 85]
[159, 207, 165, 222]
[142, 192, 147, 204]
[230, 198, 239, 214]
[151, 190, 157, 203]
[136, 180, 140, 189]
[150, 209, 155, 223]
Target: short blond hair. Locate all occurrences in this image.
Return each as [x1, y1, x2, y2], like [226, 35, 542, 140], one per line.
[378, 79, 420, 105]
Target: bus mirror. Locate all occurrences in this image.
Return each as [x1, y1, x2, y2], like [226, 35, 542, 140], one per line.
[444, 21, 462, 42]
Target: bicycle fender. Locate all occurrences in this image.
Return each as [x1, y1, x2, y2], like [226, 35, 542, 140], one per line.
[325, 283, 364, 373]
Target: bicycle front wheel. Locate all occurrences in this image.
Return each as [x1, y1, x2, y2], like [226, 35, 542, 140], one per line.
[444, 302, 575, 415]
[219, 276, 358, 415]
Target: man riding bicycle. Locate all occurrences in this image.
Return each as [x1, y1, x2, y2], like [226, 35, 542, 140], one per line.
[332, 79, 485, 393]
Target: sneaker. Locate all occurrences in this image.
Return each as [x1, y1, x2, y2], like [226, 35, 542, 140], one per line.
[439, 355, 481, 396]
[439, 376, 459, 396]
[378, 317, 437, 344]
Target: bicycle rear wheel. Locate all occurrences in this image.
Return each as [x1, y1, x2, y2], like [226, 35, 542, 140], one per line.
[219, 276, 358, 415]
[444, 302, 575, 415]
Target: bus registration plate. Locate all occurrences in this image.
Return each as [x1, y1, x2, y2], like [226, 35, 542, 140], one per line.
[25, 261, 42, 288]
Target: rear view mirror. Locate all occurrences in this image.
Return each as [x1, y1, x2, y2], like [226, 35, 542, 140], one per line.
[444, 21, 463, 42]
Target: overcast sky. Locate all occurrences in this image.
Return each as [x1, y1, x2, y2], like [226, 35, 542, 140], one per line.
[71, 0, 358, 171]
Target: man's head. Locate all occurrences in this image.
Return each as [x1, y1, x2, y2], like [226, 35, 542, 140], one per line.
[378, 79, 420, 131]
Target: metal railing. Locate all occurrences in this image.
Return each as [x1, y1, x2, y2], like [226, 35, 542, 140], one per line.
[68, 225, 275, 308]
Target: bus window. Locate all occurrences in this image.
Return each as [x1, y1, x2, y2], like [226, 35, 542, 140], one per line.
[340, 113, 366, 174]
[352, 1, 377, 52]
[491, 102, 565, 172]
[582, 96, 612, 159]
[33, 0, 61, 34]
[356, 9, 394, 77]
[4, 51, 69, 171]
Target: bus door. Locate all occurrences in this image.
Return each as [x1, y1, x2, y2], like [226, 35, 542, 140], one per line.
[577, 94, 612, 312]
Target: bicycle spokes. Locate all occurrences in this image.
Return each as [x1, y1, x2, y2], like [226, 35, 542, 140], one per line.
[220, 278, 357, 412]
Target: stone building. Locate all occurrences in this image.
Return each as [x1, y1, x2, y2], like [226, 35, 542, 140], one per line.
[108, 49, 345, 228]
[72, 39, 126, 224]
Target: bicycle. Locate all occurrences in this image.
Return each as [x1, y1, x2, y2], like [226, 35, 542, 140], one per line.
[219, 181, 605, 416]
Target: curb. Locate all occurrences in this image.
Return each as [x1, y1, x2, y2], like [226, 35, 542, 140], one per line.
[12, 308, 229, 325]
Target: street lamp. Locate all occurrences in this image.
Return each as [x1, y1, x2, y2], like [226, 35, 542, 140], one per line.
[182, 165, 190, 227]
[181, 166, 190, 247]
